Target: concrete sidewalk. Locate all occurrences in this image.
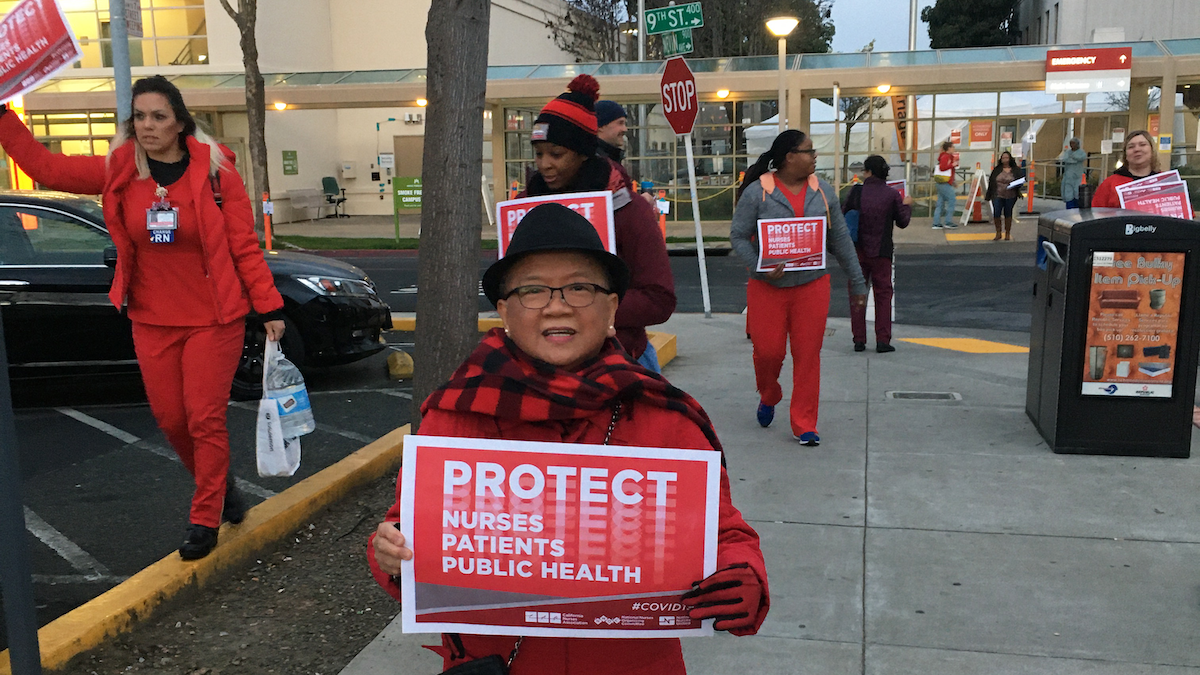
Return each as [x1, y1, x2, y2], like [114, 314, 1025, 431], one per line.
[340, 313, 1200, 674]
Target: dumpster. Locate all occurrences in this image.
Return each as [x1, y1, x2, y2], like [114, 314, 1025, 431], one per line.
[1026, 208, 1200, 458]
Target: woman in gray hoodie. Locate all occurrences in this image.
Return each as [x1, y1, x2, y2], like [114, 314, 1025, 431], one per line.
[730, 130, 867, 447]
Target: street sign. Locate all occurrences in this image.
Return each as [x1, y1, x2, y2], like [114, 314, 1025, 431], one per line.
[644, 2, 703, 36]
[1044, 47, 1132, 94]
[125, 0, 143, 38]
[662, 28, 694, 57]
[282, 150, 298, 175]
[660, 56, 698, 135]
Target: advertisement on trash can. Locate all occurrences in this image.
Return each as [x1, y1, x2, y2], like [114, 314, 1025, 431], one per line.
[1081, 251, 1185, 397]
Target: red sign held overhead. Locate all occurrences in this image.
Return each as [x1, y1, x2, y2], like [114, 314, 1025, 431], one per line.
[660, 56, 698, 135]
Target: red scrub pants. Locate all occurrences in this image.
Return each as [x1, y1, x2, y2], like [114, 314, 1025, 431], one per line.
[132, 320, 244, 529]
[746, 276, 830, 437]
[849, 251, 894, 346]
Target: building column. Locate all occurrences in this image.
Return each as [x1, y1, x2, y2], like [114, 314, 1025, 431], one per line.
[1158, 57, 1177, 170]
[798, 90, 812, 131]
[1128, 78, 1150, 137]
[491, 102, 507, 208]
[787, 76, 803, 133]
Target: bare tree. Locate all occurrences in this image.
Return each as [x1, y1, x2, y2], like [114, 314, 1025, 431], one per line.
[218, 0, 268, 236]
[818, 42, 887, 184]
[547, 0, 631, 62]
[412, 0, 491, 430]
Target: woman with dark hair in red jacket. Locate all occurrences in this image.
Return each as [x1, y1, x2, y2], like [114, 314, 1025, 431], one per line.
[0, 76, 284, 560]
[515, 74, 676, 373]
[370, 203, 768, 674]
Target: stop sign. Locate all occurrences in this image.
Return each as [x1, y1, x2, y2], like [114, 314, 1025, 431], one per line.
[660, 56, 698, 135]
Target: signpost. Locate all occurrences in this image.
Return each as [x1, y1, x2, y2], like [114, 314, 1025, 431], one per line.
[660, 56, 711, 318]
[662, 27, 694, 57]
[644, 2, 703, 35]
[394, 177, 421, 240]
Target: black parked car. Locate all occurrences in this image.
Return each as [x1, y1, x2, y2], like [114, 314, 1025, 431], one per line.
[0, 190, 391, 400]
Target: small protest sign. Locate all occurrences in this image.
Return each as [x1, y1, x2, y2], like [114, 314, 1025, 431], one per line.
[496, 192, 616, 257]
[755, 217, 826, 273]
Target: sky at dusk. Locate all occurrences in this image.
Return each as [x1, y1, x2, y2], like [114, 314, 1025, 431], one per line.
[829, 0, 936, 53]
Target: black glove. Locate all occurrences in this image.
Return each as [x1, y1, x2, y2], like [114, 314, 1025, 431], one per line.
[681, 562, 762, 632]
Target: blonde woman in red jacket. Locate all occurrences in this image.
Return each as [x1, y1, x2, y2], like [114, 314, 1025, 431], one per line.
[370, 204, 768, 674]
[1092, 130, 1159, 208]
[0, 76, 284, 560]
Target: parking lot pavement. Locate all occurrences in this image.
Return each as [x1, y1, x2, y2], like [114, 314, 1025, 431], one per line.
[2, 343, 414, 650]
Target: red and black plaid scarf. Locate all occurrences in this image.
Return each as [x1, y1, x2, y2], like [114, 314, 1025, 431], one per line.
[422, 328, 723, 454]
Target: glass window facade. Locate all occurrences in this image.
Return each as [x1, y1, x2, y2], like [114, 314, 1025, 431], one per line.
[0, 0, 208, 68]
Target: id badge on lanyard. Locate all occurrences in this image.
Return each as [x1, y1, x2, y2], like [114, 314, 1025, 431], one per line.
[147, 185, 178, 244]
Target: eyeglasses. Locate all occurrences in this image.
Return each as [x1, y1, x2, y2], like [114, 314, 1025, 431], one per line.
[503, 283, 613, 309]
[790, 148, 817, 156]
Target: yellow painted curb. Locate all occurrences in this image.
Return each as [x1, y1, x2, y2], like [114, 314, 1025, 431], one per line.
[649, 331, 676, 368]
[945, 232, 1002, 242]
[0, 425, 409, 675]
[897, 337, 1029, 354]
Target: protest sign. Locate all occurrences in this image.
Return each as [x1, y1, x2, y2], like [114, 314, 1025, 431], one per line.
[1118, 182, 1193, 220]
[886, 180, 906, 200]
[1116, 172, 1193, 220]
[399, 435, 720, 638]
[0, 0, 81, 103]
[755, 217, 826, 272]
[496, 192, 616, 257]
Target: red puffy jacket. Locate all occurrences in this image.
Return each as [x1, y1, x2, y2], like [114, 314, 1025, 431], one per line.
[0, 112, 282, 322]
[367, 404, 769, 675]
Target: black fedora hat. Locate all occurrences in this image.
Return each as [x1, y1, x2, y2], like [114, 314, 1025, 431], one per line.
[482, 202, 630, 306]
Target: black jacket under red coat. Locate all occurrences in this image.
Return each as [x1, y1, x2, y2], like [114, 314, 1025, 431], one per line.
[521, 156, 676, 360]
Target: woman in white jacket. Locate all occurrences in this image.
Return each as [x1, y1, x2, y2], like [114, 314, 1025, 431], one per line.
[729, 130, 867, 446]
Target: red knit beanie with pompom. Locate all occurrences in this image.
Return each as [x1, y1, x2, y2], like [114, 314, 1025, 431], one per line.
[532, 74, 600, 156]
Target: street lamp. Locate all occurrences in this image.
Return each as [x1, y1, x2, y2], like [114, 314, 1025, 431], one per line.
[766, 16, 799, 134]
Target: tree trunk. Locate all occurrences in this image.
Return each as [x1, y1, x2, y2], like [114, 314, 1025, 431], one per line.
[412, 0, 491, 431]
[220, 0, 268, 237]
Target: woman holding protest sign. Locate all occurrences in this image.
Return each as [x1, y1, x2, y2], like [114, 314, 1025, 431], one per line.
[0, 76, 283, 560]
[369, 203, 769, 674]
[729, 130, 867, 446]
[1093, 130, 1160, 208]
[516, 73, 674, 373]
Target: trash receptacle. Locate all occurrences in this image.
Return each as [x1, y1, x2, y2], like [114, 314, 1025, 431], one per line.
[1026, 208, 1200, 458]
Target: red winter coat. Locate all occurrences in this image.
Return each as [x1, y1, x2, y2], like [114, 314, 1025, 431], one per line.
[1092, 167, 1160, 209]
[520, 156, 676, 360]
[368, 405, 769, 675]
[0, 112, 282, 322]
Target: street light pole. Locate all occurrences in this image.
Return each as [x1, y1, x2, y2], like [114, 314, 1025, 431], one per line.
[906, 0, 917, 186]
[766, 17, 799, 135]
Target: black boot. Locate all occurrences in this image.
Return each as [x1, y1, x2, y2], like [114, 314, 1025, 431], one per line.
[223, 476, 247, 525]
[179, 524, 219, 560]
